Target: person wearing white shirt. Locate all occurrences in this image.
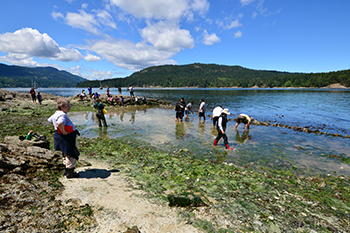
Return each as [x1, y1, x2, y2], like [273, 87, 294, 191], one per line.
[210, 105, 223, 127]
[198, 99, 206, 121]
[213, 108, 234, 150]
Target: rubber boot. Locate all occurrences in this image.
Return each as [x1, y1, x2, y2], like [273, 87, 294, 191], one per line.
[213, 139, 218, 146]
[225, 144, 234, 151]
[66, 168, 79, 179]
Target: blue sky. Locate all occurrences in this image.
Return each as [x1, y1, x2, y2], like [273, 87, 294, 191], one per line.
[0, 0, 349, 80]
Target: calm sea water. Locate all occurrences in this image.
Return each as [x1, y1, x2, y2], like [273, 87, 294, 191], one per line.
[5, 87, 350, 175]
[7, 87, 350, 135]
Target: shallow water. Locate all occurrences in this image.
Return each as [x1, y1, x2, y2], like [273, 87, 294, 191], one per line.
[7, 87, 350, 135]
[69, 106, 350, 176]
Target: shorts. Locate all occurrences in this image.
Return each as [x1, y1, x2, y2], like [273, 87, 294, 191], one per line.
[185, 109, 190, 115]
[199, 112, 205, 117]
[237, 116, 249, 125]
[176, 112, 182, 119]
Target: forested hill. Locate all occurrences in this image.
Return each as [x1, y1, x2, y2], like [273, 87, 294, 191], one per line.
[77, 63, 350, 88]
[0, 63, 86, 88]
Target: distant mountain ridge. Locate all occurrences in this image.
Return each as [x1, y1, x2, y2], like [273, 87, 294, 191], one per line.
[77, 63, 350, 88]
[0, 63, 86, 88]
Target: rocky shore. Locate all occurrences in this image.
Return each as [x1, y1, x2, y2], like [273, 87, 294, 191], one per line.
[0, 136, 97, 232]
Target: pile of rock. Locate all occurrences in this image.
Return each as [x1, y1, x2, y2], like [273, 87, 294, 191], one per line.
[0, 88, 59, 103]
[0, 136, 97, 232]
[70, 93, 171, 107]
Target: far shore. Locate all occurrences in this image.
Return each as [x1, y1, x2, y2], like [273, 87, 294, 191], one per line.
[3, 82, 348, 90]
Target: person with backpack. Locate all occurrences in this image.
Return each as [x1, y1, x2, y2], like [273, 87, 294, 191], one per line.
[94, 98, 107, 127]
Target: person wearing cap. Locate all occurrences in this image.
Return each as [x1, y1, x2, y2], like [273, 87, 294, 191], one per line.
[213, 108, 234, 150]
[198, 99, 206, 121]
[210, 105, 223, 127]
[235, 114, 253, 130]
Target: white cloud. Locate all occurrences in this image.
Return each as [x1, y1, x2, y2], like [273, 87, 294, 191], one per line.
[54, 9, 117, 35]
[87, 69, 115, 80]
[84, 53, 101, 62]
[224, 19, 243, 30]
[141, 21, 194, 52]
[86, 38, 177, 71]
[94, 9, 117, 29]
[234, 30, 243, 38]
[0, 28, 83, 62]
[202, 30, 221, 45]
[241, 0, 255, 6]
[52, 12, 64, 20]
[109, 0, 209, 21]
[65, 10, 100, 34]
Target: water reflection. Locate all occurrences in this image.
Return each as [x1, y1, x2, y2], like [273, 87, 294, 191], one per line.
[98, 127, 108, 139]
[175, 122, 186, 139]
[235, 129, 251, 144]
[69, 107, 350, 176]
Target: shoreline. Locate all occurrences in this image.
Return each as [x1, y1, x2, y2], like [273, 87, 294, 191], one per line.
[3, 82, 349, 91]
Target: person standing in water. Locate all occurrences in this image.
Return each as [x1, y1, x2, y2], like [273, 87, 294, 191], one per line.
[94, 98, 107, 127]
[213, 108, 234, 150]
[210, 105, 223, 127]
[198, 99, 206, 122]
[185, 101, 194, 118]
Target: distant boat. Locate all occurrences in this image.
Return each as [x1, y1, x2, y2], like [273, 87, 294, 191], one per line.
[32, 79, 38, 89]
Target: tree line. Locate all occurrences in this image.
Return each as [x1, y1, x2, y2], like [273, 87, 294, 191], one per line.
[77, 63, 350, 88]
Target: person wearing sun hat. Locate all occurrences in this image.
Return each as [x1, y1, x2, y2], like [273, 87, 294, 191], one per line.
[213, 108, 234, 150]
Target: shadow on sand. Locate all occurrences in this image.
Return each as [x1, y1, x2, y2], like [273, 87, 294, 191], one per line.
[77, 168, 120, 179]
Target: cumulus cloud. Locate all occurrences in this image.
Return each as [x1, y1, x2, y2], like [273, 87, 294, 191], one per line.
[0, 28, 83, 62]
[234, 30, 243, 38]
[141, 21, 194, 52]
[53, 8, 118, 35]
[84, 53, 102, 62]
[86, 38, 177, 71]
[202, 30, 221, 45]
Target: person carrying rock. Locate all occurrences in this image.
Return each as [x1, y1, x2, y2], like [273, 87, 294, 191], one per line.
[213, 108, 234, 150]
[235, 114, 253, 131]
[48, 97, 80, 178]
[94, 98, 107, 127]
